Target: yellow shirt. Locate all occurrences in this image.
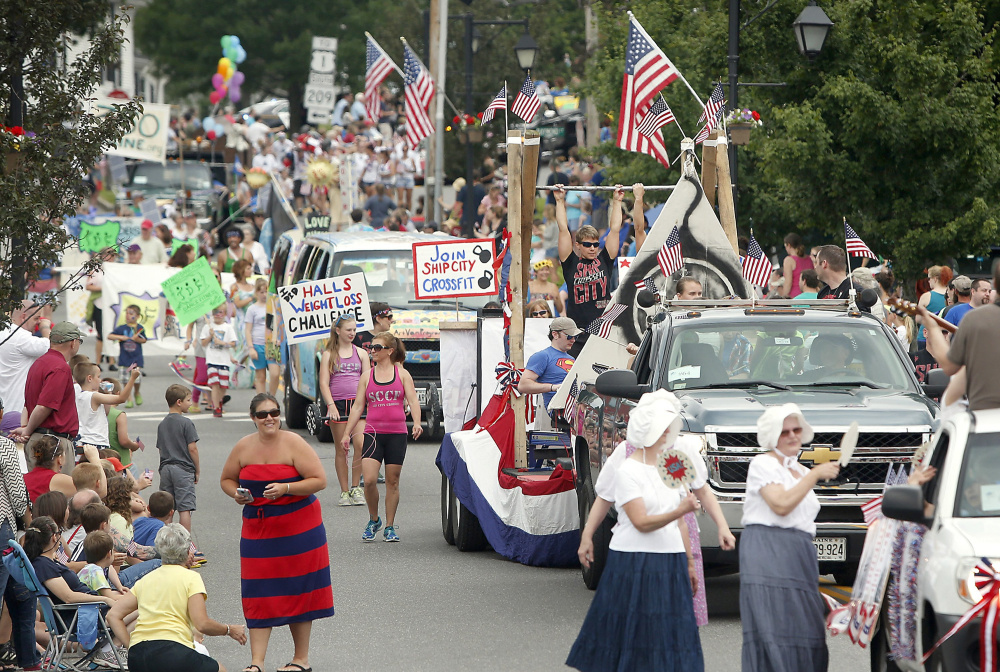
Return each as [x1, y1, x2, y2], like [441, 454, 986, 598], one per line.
[130, 564, 206, 649]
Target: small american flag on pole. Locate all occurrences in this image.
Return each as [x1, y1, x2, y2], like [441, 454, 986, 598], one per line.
[481, 85, 506, 125]
[742, 234, 774, 287]
[365, 35, 396, 123]
[585, 303, 628, 339]
[694, 83, 725, 144]
[564, 377, 580, 421]
[657, 226, 683, 277]
[636, 95, 675, 137]
[511, 74, 540, 123]
[634, 276, 657, 294]
[844, 221, 878, 260]
[403, 42, 435, 148]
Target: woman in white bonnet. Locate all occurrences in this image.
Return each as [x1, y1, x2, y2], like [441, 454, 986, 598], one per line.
[567, 389, 704, 672]
[739, 403, 840, 671]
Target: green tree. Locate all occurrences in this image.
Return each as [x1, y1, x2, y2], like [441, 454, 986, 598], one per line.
[0, 0, 141, 328]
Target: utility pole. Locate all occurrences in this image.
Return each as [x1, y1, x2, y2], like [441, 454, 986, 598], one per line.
[426, 0, 439, 225]
[727, 0, 740, 224]
[583, 1, 600, 147]
[432, 0, 449, 225]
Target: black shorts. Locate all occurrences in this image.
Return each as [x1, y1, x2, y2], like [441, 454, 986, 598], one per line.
[90, 306, 103, 341]
[128, 640, 219, 672]
[328, 399, 353, 422]
[362, 432, 407, 466]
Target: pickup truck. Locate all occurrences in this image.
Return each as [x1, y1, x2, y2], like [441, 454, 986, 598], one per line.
[573, 302, 939, 589]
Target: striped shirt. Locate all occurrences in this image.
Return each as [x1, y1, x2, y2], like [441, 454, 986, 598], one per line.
[0, 436, 29, 533]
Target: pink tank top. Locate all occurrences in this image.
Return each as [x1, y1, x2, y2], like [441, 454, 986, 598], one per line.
[788, 254, 814, 298]
[364, 365, 408, 434]
[327, 346, 363, 401]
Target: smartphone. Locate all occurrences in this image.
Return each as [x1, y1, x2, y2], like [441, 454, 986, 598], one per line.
[143, 468, 153, 480]
[236, 487, 252, 499]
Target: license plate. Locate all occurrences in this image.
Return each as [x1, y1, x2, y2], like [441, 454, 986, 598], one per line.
[812, 537, 847, 562]
[416, 388, 427, 406]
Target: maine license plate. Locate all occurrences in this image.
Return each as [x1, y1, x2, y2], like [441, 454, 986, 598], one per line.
[812, 537, 846, 562]
[416, 388, 427, 406]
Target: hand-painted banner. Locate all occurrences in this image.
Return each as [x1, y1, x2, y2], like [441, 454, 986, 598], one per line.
[412, 238, 498, 300]
[92, 98, 171, 164]
[304, 214, 331, 235]
[277, 272, 372, 344]
[159, 256, 228, 325]
[79, 221, 123, 253]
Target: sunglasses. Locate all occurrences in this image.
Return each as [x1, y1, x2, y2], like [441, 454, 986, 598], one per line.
[370, 344, 391, 352]
[780, 427, 803, 437]
[531, 310, 549, 317]
[579, 241, 600, 249]
[252, 409, 281, 419]
[559, 332, 578, 340]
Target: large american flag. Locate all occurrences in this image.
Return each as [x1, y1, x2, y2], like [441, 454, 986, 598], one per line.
[616, 16, 677, 169]
[365, 36, 396, 123]
[657, 225, 683, 277]
[845, 221, 878, 259]
[742, 234, 774, 287]
[636, 95, 675, 138]
[481, 84, 507, 125]
[403, 43, 435, 148]
[585, 302, 628, 339]
[511, 74, 540, 123]
[694, 83, 725, 144]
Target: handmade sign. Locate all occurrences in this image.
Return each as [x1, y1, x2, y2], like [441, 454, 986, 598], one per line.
[257, 182, 272, 214]
[159, 256, 227, 325]
[304, 214, 331, 236]
[107, 155, 128, 183]
[658, 448, 696, 489]
[139, 198, 160, 223]
[277, 272, 372, 345]
[412, 238, 498, 300]
[79, 221, 122, 254]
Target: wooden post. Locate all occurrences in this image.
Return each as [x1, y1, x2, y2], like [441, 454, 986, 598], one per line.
[520, 131, 540, 298]
[700, 131, 718, 208]
[715, 134, 739, 255]
[506, 130, 528, 468]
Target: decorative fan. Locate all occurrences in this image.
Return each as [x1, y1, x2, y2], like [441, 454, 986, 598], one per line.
[911, 441, 930, 467]
[306, 159, 337, 187]
[246, 167, 269, 189]
[658, 448, 695, 489]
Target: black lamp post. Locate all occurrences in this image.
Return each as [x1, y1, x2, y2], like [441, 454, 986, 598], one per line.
[514, 29, 539, 72]
[792, 1, 835, 59]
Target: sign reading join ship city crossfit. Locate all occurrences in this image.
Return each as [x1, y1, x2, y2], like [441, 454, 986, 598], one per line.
[278, 272, 373, 344]
[412, 239, 498, 300]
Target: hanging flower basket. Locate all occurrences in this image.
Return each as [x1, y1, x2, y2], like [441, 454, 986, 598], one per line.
[458, 129, 484, 144]
[729, 123, 753, 146]
[4, 152, 22, 176]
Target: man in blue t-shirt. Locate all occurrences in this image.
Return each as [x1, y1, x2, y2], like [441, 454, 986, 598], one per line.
[944, 275, 976, 328]
[132, 490, 174, 546]
[518, 317, 580, 413]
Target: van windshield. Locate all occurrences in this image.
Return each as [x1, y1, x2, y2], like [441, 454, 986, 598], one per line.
[331, 251, 490, 309]
[129, 162, 213, 191]
[955, 433, 1000, 518]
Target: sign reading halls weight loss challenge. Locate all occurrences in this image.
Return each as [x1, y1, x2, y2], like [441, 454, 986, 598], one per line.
[278, 273, 372, 345]
[412, 238, 498, 300]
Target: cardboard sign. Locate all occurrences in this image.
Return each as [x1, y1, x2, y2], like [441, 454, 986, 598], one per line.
[278, 272, 372, 344]
[304, 214, 331, 235]
[107, 155, 128, 183]
[257, 183, 272, 213]
[92, 98, 171, 164]
[159, 257, 227, 325]
[139, 198, 160, 222]
[79, 221, 122, 253]
[412, 238, 498, 300]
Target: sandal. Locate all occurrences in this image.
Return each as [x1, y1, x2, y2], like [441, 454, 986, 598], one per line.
[278, 664, 312, 672]
[242, 666, 263, 672]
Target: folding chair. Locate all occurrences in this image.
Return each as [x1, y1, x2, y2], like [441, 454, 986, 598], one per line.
[3, 540, 125, 671]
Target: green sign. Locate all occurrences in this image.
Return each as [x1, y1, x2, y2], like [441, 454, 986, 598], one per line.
[79, 221, 122, 253]
[159, 256, 227, 325]
[304, 214, 331, 235]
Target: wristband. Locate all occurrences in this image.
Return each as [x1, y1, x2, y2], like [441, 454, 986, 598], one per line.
[286, 483, 290, 494]
[226, 624, 230, 637]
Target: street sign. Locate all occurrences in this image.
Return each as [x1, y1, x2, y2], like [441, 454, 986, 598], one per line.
[304, 84, 337, 111]
[312, 36, 337, 52]
[306, 36, 338, 120]
[307, 109, 331, 124]
[308, 73, 334, 87]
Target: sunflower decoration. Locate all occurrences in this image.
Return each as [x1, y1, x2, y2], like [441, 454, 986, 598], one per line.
[246, 167, 269, 189]
[658, 448, 696, 490]
[306, 158, 337, 188]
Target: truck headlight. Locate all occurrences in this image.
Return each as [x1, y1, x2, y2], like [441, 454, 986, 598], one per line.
[678, 432, 708, 456]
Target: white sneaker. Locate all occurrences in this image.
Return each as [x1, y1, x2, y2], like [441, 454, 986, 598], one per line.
[338, 491, 352, 507]
[93, 645, 124, 669]
[349, 486, 366, 506]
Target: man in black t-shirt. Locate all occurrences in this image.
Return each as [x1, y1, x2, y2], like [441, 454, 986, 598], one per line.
[353, 301, 393, 358]
[556, 184, 624, 357]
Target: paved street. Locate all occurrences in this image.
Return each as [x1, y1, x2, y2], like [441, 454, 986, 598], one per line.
[121, 356, 868, 671]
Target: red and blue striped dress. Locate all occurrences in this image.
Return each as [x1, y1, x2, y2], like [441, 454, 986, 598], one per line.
[239, 464, 334, 628]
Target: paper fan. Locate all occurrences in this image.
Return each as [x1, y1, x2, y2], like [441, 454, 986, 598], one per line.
[246, 167, 269, 189]
[306, 159, 337, 187]
[911, 441, 930, 467]
[658, 448, 695, 489]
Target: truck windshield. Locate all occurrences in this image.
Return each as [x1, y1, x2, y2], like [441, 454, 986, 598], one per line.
[956, 433, 1000, 518]
[663, 320, 914, 392]
[129, 163, 213, 191]
[331, 251, 490, 309]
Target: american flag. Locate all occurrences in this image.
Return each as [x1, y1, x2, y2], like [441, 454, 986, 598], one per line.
[481, 84, 506, 125]
[634, 276, 657, 293]
[845, 221, 878, 259]
[742, 234, 774, 287]
[694, 83, 725, 144]
[616, 16, 677, 169]
[563, 377, 580, 421]
[365, 36, 396, 123]
[403, 43, 435, 148]
[657, 226, 683, 276]
[511, 74, 540, 123]
[585, 303, 628, 339]
[636, 95, 675, 137]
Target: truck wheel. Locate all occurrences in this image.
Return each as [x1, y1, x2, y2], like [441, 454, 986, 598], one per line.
[580, 494, 613, 590]
[441, 473, 455, 545]
[451, 482, 488, 552]
[869, 612, 902, 672]
[427, 383, 441, 439]
[306, 403, 333, 443]
[283, 371, 309, 430]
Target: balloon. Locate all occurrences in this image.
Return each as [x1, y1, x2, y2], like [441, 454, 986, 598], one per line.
[228, 87, 241, 103]
[211, 73, 224, 89]
[209, 90, 222, 105]
[230, 35, 240, 46]
[221, 35, 232, 49]
[224, 114, 235, 123]
[235, 47, 247, 64]
[206, 130, 217, 141]
[225, 65, 235, 81]
[202, 117, 216, 132]
[218, 57, 231, 70]
[231, 71, 245, 86]
[217, 63, 227, 76]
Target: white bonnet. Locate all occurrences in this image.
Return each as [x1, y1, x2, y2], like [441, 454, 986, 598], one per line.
[626, 389, 682, 448]
[756, 403, 814, 451]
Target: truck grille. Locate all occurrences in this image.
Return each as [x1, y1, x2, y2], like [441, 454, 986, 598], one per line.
[716, 459, 907, 486]
[406, 362, 439, 380]
[714, 431, 924, 449]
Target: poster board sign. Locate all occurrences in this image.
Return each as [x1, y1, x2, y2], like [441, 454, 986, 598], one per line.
[139, 198, 160, 222]
[92, 98, 170, 164]
[159, 256, 228, 325]
[79, 221, 122, 253]
[107, 155, 128, 183]
[412, 238, 498, 300]
[257, 183, 272, 213]
[278, 272, 372, 345]
[303, 214, 331, 236]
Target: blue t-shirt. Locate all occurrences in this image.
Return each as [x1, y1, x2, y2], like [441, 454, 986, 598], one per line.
[112, 323, 145, 368]
[132, 517, 165, 547]
[525, 346, 576, 410]
[32, 556, 95, 605]
[944, 302, 974, 327]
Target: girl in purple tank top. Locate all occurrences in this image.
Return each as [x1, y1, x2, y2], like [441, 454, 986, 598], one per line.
[342, 332, 422, 542]
[320, 315, 371, 507]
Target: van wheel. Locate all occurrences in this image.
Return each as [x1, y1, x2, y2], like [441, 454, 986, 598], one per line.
[283, 371, 309, 429]
[441, 473, 455, 545]
[306, 403, 333, 443]
[451, 481, 488, 552]
[576, 442, 611, 590]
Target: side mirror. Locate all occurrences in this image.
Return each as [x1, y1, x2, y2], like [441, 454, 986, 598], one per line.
[922, 367, 950, 398]
[595, 369, 648, 401]
[637, 289, 657, 308]
[881, 485, 929, 526]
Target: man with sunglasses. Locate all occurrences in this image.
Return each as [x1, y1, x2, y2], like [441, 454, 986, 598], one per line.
[353, 301, 393, 359]
[556, 185, 624, 357]
[518, 317, 581, 416]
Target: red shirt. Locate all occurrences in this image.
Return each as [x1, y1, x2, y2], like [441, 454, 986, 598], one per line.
[23, 348, 78, 435]
[24, 466, 56, 503]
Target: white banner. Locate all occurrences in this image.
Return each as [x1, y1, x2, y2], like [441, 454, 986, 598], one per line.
[93, 98, 171, 164]
[412, 238, 498, 300]
[277, 273, 372, 345]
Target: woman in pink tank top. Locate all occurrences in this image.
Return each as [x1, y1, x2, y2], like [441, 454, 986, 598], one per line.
[320, 315, 370, 507]
[781, 233, 814, 298]
[342, 332, 422, 542]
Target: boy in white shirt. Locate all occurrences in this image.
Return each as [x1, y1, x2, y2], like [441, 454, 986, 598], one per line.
[200, 304, 237, 417]
[74, 362, 140, 458]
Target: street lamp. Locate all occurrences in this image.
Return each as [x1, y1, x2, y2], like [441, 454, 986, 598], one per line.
[471, 27, 483, 55]
[792, 1, 834, 59]
[513, 29, 539, 72]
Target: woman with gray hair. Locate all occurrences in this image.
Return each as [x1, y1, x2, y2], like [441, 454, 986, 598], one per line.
[107, 523, 247, 672]
[739, 404, 840, 671]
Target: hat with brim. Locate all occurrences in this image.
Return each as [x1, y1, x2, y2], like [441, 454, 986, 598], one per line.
[105, 456, 128, 472]
[626, 389, 682, 448]
[549, 316, 582, 337]
[756, 403, 814, 451]
[50, 321, 84, 344]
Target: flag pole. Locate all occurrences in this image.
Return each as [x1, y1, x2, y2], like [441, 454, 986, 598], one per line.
[366, 32, 405, 77]
[749, 226, 756, 309]
[628, 11, 706, 110]
[504, 80, 509, 135]
[524, 71, 530, 133]
[842, 216, 857, 310]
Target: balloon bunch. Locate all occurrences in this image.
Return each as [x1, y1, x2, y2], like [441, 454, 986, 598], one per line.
[210, 35, 247, 106]
[200, 113, 235, 142]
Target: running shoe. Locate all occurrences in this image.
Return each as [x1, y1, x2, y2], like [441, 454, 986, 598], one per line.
[383, 525, 400, 542]
[377, 471, 385, 484]
[349, 486, 366, 505]
[108, 364, 118, 372]
[362, 517, 382, 542]
[338, 491, 351, 507]
[213, 407, 223, 418]
[92, 646, 123, 669]
[134, 394, 143, 406]
[125, 400, 134, 409]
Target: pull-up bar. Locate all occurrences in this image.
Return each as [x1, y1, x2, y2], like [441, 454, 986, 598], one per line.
[536, 185, 676, 192]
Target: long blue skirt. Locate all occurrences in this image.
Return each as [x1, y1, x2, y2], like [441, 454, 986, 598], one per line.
[566, 550, 704, 672]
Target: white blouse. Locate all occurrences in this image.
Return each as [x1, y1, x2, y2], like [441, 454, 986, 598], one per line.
[609, 458, 687, 554]
[741, 452, 820, 536]
[595, 435, 708, 502]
